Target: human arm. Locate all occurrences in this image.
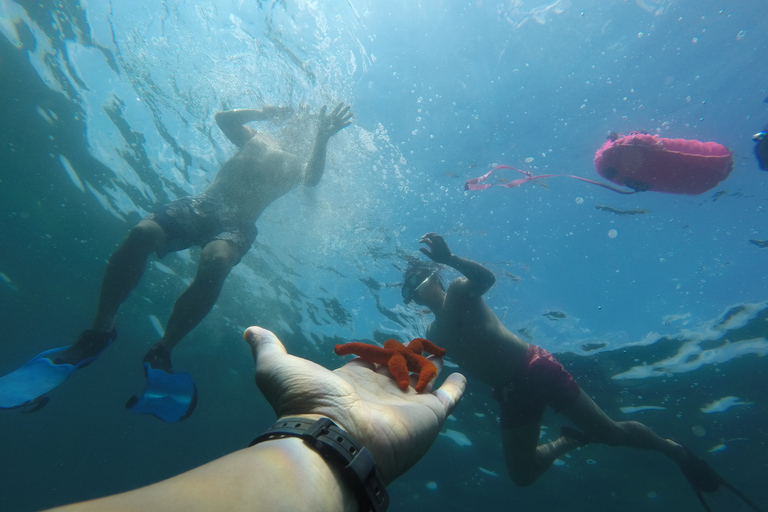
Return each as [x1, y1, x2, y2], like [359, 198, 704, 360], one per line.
[419, 232, 496, 296]
[45, 326, 465, 512]
[303, 103, 353, 187]
[48, 438, 358, 512]
[215, 106, 293, 148]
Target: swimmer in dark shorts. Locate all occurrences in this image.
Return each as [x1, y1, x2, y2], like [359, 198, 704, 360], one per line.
[0, 104, 352, 421]
[402, 233, 734, 506]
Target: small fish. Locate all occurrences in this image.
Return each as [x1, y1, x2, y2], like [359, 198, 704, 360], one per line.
[440, 429, 472, 447]
[620, 406, 666, 414]
[149, 315, 165, 337]
[478, 467, 498, 477]
[595, 205, 650, 215]
[153, 261, 178, 276]
[707, 444, 727, 453]
[0, 272, 18, 291]
[701, 396, 753, 414]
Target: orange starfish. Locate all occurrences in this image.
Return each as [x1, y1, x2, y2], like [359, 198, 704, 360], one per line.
[334, 338, 446, 393]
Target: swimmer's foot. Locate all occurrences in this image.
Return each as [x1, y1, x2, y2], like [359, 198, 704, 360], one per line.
[560, 426, 592, 447]
[0, 328, 116, 410]
[679, 446, 721, 494]
[54, 328, 118, 366]
[126, 349, 197, 422]
[142, 344, 173, 373]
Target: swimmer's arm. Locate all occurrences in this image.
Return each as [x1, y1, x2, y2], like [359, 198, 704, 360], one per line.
[215, 107, 291, 148]
[304, 104, 352, 187]
[420, 233, 495, 296]
[46, 437, 357, 512]
[446, 255, 496, 296]
[304, 129, 330, 187]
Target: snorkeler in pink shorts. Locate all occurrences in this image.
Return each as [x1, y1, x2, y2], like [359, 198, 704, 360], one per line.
[402, 233, 763, 511]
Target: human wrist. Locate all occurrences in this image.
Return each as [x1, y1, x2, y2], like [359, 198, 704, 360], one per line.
[251, 416, 389, 512]
[247, 436, 358, 512]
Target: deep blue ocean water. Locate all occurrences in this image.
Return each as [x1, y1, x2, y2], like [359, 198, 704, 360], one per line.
[0, 0, 766, 510]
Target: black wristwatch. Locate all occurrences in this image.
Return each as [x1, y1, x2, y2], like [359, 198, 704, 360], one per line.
[250, 417, 389, 512]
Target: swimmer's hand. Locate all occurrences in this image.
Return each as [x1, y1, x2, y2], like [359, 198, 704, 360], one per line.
[419, 232, 453, 264]
[244, 326, 465, 485]
[317, 103, 353, 139]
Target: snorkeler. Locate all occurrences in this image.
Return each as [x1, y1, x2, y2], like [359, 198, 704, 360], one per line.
[0, 103, 352, 422]
[754, 127, 767, 170]
[402, 232, 764, 511]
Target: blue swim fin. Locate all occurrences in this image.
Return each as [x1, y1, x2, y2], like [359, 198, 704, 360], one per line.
[126, 363, 197, 422]
[0, 347, 78, 409]
[0, 329, 115, 410]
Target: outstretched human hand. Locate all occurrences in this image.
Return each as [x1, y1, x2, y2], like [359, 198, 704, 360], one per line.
[244, 326, 466, 485]
[419, 232, 453, 264]
[317, 102, 353, 138]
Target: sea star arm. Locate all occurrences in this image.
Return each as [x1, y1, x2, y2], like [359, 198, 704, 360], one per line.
[413, 359, 438, 393]
[411, 338, 446, 357]
[334, 342, 392, 365]
[387, 352, 411, 390]
[336, 339, 446, 393]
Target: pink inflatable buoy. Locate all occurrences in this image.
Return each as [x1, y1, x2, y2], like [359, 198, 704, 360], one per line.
[594, 132, 734, 195]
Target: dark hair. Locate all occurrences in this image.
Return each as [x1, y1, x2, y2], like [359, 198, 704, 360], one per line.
[403, 260, 438, 281]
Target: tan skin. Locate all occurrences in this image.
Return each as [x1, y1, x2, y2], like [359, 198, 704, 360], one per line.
[46, 327, 467, 512]
[60, 104, 352, 370]
[412, 232, 689, 486]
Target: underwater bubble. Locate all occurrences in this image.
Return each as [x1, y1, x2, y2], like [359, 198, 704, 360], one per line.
[426, 481, 438, 490]
[575, 197, 584, 204]
[586, 459, 597, 465]
[553, 459, 566, 466]
[692, 425, 706, 437]
[608, 229, 618, 239]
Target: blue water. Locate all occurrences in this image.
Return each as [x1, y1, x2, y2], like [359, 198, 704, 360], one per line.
[1, 0, 766, 510]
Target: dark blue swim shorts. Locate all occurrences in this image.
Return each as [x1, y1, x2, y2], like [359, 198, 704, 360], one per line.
[146, 194, 257, 260]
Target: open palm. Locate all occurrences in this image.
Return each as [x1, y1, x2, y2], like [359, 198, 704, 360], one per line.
[244, 326, 466, 484]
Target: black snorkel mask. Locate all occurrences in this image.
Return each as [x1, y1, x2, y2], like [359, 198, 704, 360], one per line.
[402, 268, 440, 304]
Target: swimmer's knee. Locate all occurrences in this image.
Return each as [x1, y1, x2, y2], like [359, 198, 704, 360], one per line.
[129, 220, 164, 242]
[123, 220, 166, 254]
[198, 242, 239, 279]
